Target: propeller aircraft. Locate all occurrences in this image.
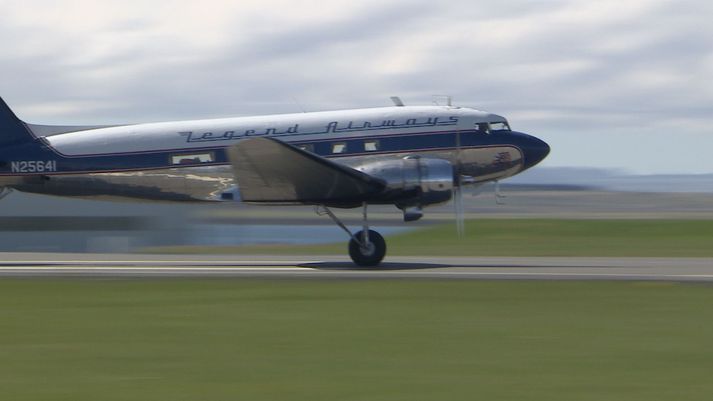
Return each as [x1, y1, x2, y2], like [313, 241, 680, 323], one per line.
[0, 96, 549, 266]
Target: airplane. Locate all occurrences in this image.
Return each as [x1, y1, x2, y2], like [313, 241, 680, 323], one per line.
[0, 96, 550, 266]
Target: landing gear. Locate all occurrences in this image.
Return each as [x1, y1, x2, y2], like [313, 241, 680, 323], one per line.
[349, 230, 386, 267]
[316, 203, 386, 267]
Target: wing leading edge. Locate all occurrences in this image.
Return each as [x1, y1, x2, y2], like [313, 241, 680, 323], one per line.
[228, 137, 385, 205]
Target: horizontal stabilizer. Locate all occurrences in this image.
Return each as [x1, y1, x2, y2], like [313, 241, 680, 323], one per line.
[228, 138, 385, 204]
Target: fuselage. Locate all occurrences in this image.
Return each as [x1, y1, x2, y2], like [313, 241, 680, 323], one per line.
[0, 105, 549, 203]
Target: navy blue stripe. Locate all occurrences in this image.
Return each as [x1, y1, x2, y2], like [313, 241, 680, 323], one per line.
[0, 130, 525, 175]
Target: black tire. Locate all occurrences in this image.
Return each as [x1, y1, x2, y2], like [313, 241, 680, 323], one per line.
[348, 230, 386, 267]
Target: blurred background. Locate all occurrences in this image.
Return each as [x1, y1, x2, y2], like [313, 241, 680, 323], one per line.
[1, 167, 711, 253]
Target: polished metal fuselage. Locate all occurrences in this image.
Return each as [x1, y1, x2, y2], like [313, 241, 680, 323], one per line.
[0, 146, 523, 204]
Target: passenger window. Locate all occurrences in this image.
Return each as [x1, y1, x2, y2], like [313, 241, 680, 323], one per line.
[297, 144, 314, 153]
[364, 140, 379, 151]
[331, 143, 347, 154]
[476, 123, 490, 134]
[171, 152, 215, 165]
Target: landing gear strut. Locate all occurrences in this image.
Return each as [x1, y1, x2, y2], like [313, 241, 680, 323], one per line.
[316, 202, 386, 267]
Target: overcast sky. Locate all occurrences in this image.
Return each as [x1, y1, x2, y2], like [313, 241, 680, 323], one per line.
[1, 0, 711, 174]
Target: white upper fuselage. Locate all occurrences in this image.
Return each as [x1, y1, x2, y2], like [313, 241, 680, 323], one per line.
[46, 106, 507, 156]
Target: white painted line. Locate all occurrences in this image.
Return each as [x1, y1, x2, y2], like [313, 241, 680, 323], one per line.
[1, 266, 713, 280]
[396, 271, 713, 279]
[0, 260, 320, 266]
[0, 267, 310, 271]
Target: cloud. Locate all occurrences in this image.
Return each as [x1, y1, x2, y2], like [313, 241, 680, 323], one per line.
[0, 0, 711, 173]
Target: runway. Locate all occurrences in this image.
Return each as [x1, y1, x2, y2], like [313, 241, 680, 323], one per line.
[1, 253, 712, 281]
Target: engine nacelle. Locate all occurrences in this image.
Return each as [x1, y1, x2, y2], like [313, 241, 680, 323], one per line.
[357, 157, 454, 208]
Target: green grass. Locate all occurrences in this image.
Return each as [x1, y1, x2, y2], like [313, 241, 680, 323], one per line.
[148, 219, 713, 257]
[1, 280, 713, 400]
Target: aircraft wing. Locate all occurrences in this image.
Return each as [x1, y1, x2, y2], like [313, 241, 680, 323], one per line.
[227, 137, 386, 204]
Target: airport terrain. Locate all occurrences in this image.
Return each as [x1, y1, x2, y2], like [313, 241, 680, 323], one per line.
[2, 279, 713, 401]
[2, 198, 712, 400]
[145, 218, 713, 258]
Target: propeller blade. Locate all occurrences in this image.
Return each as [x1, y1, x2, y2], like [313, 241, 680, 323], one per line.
[454, 176, 465, 237]
[453, 131, 465, 237]
[495, 180, 506, 205]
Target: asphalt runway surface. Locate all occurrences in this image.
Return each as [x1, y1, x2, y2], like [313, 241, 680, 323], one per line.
[0, 253, 712, 281]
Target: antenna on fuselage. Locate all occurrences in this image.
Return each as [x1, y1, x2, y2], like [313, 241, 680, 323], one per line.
[432, 95, 453, 107]
[390, 96, 405, 107]
[290, 96, 308, 113]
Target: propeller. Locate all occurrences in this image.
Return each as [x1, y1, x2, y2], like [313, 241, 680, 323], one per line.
[446, 96, 466, 237]
[454, 130, 465, 237]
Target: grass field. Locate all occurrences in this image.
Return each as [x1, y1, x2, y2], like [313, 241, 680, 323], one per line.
[2, 279, 713, 401]
[149, 219, 713, 257]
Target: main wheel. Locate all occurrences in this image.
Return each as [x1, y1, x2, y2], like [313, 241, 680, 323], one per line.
[348, 230, 386, 267]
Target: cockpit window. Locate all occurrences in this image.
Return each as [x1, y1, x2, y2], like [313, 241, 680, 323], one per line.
[475, 121, 511, 134]
[489, 122, 511, 131]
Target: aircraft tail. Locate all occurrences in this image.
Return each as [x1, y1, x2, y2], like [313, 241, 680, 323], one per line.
[0, 97, 36, 147]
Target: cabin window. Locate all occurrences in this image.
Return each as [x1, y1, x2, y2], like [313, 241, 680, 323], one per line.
[364, 140, 379, 152]
[331, 142, 347, 154]
[171, 152, 215, 165]
[296, 144, 314, 153]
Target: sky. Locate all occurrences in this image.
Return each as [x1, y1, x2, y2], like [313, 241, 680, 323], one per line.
[0, 0, 711, 174]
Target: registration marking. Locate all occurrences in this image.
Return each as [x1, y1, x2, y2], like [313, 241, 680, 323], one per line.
[11, 160, 57, 173]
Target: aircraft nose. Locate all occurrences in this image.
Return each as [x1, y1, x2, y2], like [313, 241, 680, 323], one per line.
[522, 135, 550, 170]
